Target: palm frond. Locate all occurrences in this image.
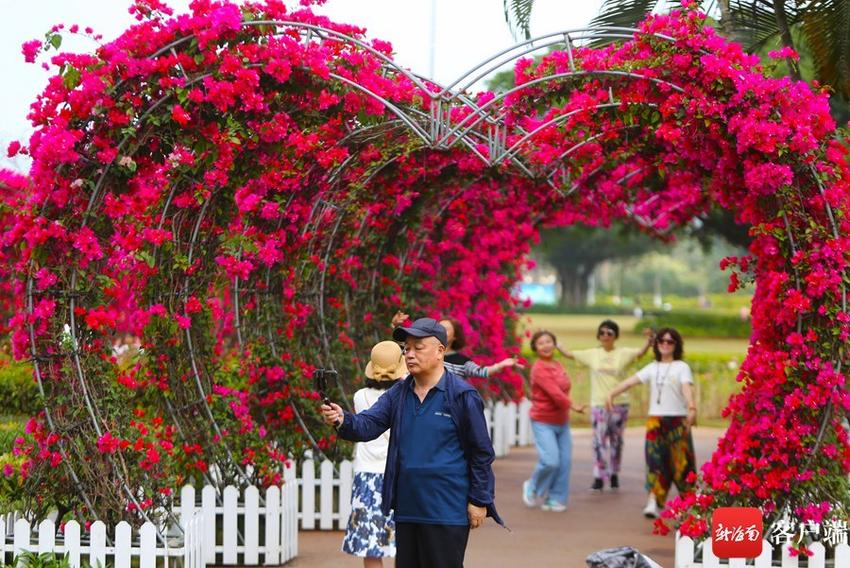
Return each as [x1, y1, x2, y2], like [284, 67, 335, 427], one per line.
[800, 0, 850, 98]
[503, 0, 535, 41]
[589, 0, 662, 30]
[728, 0, 803, 51]
[587, 0, 668, 47]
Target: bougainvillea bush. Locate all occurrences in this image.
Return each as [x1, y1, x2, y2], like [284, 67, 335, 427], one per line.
[5, 0, 850, 541]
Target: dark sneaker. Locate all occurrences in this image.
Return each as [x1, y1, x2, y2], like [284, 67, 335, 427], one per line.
[591, 478, 604, 493]
[610, 474, 619, 490]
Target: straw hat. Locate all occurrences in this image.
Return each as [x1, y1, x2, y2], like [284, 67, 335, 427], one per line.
[364, 341, 407, 381]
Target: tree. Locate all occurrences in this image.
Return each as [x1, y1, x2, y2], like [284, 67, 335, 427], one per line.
[503, 0, 850, 98]
[537, 224, 657, 306]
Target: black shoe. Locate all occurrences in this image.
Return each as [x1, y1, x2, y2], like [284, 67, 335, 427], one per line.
[591, 478, 604, 493]
[610, 475, 619, 490]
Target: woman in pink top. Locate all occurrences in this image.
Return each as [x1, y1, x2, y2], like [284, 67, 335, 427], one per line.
[522, 331, 586, 512]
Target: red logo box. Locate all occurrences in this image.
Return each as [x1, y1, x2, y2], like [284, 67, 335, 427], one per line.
[711, 507, 763, 558]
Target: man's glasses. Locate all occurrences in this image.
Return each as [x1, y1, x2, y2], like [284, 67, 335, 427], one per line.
[598, 329, 616, 337]
[657, 338, 676, 345]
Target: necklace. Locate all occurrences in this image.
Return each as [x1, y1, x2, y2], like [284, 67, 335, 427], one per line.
[655, 362, 673, 405]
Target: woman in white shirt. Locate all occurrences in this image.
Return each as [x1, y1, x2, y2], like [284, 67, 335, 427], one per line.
[341, 341, 407, 567]
[605, 327, 696, 519]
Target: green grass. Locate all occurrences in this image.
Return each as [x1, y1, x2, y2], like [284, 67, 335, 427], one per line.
[516, 313, 748, 424]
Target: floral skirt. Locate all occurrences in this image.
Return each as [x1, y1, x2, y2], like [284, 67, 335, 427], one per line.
[342, 472, 396, 558]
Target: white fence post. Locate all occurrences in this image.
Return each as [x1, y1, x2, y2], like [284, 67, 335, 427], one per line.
[89, 520, 107, 568]
[518, 398, 532, 446]
[37, 519, 54, 554]
[139, 522, 156, 568]
[201, 485, 216, 566]
[301, 459, 316, 530]
[505, 401, 518, 448]
[781, 544, 800, 568]
[808, 542, 826, 568]
[287, 464, 299, 559]
[675, 532, 694, 567]
[223, 485, 238, 564]
[493, 402, 507, 457]
[244, 485, 259, 565]
[114, 521, 131, 568]
[65, 520, 81, 568]
[319, 459, 334, 530]
[13, 518, 29, 559]
[265, 485, 281, 566]
[180, 485, 196, 530]
[755, 540, 773, 567]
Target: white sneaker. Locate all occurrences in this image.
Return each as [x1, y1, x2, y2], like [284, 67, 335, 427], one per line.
[541, 499, 567, 512]
[643, 495, 659, 518]
[522, 480, 538, 508]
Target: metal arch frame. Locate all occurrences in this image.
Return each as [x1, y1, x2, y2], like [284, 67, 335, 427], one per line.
[24, 10, 850, 531]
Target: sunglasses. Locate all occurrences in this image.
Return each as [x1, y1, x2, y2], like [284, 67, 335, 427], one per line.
[598, 329, 616, 337]
[657, 338, 676, 345]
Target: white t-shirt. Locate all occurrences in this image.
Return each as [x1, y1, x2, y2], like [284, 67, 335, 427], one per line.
[636, 360, 694, 416]
[352, 387, 392, 474]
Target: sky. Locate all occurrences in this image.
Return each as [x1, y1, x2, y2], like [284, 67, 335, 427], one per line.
[0, 0, 605, 170]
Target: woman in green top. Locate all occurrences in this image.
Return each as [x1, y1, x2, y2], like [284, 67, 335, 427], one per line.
[559, 319, 653, 492]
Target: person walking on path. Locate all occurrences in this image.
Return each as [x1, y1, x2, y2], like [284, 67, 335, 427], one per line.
[391, 311, 521, 379]
[322, 317, 503, 568]
[341, 341, 407, 567]
[522, 330, 586, 512]
[605, 327, 697, 519]
[558, 319, 653, 492]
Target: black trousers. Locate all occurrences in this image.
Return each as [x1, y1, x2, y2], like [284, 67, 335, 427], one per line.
[396, 522, 470, 568]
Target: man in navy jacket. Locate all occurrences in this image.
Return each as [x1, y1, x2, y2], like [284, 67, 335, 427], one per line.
[321, 317, 502, 567]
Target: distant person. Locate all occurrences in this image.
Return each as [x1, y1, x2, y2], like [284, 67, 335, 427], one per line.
[522, 330, 586, 512]
[605, 327, 696, 518]
[439, 317, 522, 378]
[322, 318, 503, 567]
[558, 319, 653, 492]
[391, 311, 521, 379]
[342, 341, 407, 567]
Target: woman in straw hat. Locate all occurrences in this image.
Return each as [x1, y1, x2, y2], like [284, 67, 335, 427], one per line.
[341, 341, 407, 567]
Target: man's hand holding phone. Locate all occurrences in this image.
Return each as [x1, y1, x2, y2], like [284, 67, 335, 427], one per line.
[321, 402, 344, 427]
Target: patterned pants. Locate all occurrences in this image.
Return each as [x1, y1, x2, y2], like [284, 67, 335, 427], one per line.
[645, 416, 696, 507]
[591, 404, 629, 479]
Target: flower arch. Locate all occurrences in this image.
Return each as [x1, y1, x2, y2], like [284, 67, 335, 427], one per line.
[5, 0, 850, 537]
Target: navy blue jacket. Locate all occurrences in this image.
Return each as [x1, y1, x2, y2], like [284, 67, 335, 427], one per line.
[337, 370, 504, 527]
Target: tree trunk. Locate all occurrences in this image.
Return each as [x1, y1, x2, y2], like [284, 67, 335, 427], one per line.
[717, 0, 733, 38]
[773, 0, 802, 80]
[557, 264, 597, 307]
[557, 266, 582, 307]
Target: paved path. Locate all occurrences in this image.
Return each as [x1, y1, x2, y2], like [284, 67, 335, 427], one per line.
[291, 426, 723, 567]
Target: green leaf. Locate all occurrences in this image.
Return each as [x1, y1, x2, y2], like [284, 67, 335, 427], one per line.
[137, 250, 156, 268]
[63, 66, 81, 90]
[49, 33, 62, 50]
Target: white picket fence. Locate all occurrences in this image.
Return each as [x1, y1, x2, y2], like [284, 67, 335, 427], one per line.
[298, 398, 533, 530]
[1, 464, 299, 567]
[486, 398, 533, 457]
[0, 399, 531, 563]
[0, 512, 204, 568]
[175, 464, 299, 565]
[676, 534, 850, 567]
